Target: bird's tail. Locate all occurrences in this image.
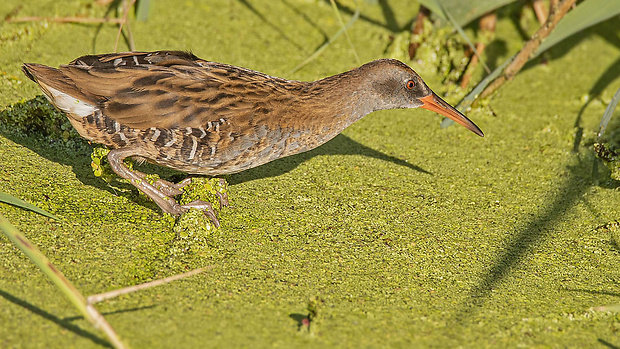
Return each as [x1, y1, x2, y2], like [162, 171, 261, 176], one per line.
[22, 63, 97, 120]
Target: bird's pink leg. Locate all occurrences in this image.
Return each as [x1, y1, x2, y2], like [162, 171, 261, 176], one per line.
[107, 148, 221, 227]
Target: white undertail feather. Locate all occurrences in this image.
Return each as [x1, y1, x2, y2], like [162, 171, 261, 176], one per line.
[41, 84, 97, 118]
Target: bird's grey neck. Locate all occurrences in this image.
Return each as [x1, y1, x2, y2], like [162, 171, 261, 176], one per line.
[307, 69, 380, 130]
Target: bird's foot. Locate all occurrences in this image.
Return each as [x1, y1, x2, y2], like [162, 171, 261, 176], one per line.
[148, 176, 228, 209]
[107, 149, 227, 227]
[129, 173, 226, 227]
[180, 200, 220, 228]
[146, 177, 224, 228]
[177, 177, 228, 218]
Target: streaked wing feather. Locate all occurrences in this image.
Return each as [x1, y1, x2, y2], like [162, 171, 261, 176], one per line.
[58, 52, 298, 132]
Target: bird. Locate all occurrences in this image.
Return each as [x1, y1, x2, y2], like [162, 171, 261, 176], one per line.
[22, 51, 483, 225]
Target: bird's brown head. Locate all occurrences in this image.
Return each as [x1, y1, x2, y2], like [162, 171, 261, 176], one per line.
[357, 59, 483, 137]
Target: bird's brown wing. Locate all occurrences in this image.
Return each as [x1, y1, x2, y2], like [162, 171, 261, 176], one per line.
[59, 51, 301, 131]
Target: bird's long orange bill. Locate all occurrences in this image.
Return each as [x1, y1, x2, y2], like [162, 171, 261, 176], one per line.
[419, 93, 484, 137]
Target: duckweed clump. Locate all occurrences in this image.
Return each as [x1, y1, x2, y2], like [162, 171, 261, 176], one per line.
[169, 178, 229, 254]
[408, 22, 469, 87]
[91, 146, 113, 182]
[178, 177, 229, 207]
[169, 209, 218, 256]
[383, 18, 472, 98]
[597, 220, 620, 240]
[0, 95, 85, 148]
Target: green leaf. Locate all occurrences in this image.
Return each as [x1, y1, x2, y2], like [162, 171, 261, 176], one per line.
[534, 0, 620, 58]
[597, 84, 620, 138]
[419, 0, 517, 26]
[0, 192, 59, 220]
[136, 0, 150, 22]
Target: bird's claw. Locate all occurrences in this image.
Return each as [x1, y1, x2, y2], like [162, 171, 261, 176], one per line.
[180, 200, 220, 228]
[153, 177, 225, 228]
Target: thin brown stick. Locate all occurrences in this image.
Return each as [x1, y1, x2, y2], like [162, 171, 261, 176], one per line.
[124, 15, 135, 51]
[124, 0, 136, 50]
[87, 267, 211, 304]
[477, 0, 577, 101]
[7, 16, 124, 24]
[460, 12, 496, 88]
[461, 42, 484, 88]
[408, 5, 431, 59]
[532, 0, 548, 24]
[114, 0, 137, 52]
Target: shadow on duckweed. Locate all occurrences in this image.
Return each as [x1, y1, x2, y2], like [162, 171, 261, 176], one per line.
[236, 0, 307, 53]
[288, 313, 309, 330]
[457, 63, 620, 315]
[61, 304, 157, 322]
[598, 338, 620, 349]
[228, 133, 431, 185]
[572, 55, 620, 152]
[319, 0, 413, 32]
[0, 98, 164, 213]
[455, 150, 619, 320]
[0, 288, 113, 348]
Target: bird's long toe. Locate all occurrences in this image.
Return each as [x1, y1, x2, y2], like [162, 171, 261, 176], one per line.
[180, 200, 220, 227]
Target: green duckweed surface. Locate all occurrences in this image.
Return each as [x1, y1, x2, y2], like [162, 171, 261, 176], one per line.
[1, 1, 620, 348]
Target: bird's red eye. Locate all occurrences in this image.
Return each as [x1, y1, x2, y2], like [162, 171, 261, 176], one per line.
[406, 80, 415, 90]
